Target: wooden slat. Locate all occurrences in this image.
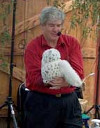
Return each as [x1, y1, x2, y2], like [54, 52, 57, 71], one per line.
[15, 14, 40, 36]
[0, 62, 25, 82]
[82, 47, 96, 59]
[0, 48, 24, 56]
[58, 0, 74, 13]
[13, 67, 25, 82]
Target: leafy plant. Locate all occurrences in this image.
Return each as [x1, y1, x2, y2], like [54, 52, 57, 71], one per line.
[0, 56, 8, 69]
[0, 1, 12, 45]
[70, 0, 100, 39]
[0, 1, 12, 68]
[0, 30, 11, 45]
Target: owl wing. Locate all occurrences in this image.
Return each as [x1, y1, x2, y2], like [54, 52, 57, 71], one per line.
[58, 60, 82, 87]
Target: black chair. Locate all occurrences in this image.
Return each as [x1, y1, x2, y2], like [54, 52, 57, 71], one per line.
[17, 83, 29, 128]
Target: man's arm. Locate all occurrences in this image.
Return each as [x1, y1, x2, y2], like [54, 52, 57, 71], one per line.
[24, 44, 43, 89]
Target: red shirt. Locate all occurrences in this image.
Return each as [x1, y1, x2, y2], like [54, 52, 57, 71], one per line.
[24, 34, 84, 95]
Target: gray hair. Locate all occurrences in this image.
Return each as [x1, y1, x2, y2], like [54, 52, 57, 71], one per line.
[40, 6, 65, 25]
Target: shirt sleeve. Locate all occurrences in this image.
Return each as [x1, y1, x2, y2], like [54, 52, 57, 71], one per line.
[69, 38, 84, 79]
[24, 42, 43, 89]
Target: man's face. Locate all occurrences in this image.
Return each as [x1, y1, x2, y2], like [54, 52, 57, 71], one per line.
[42, 20, 63, 42]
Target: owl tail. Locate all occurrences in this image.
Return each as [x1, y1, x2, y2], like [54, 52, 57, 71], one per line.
[59, 60, 83, 87]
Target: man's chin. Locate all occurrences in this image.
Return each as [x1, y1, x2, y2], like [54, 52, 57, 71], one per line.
[51, 37, 59, 41]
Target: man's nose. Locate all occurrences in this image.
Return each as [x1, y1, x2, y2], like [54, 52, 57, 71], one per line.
[53, 26, 59, 32]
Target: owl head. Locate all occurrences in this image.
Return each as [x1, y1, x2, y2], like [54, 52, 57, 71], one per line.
[42, 48, 61, 64]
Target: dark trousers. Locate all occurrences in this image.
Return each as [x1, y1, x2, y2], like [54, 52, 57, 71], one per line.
[24, 91, 82, 128]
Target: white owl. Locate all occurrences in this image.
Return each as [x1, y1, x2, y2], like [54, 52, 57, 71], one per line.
[41, 48, 83, 88]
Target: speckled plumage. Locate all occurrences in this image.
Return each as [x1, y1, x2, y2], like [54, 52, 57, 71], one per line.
[41, 48, 82, 87]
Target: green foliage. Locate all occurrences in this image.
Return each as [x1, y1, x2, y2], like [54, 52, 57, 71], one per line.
[53, 0, 65, 9]
[0, 1, 12, 46]
[71, 0, 100, 26]
[46, 0, 65, 8]
[70, 0, 100, 38]
[0, 1, 12, 68]
[0, 56, 8, 69]
[0, 30, 11, 46]
[46, 0, 51, 5]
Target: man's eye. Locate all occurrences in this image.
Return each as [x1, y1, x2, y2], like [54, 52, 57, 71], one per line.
[57, 25, 61, 27]
[48, 24, 62, 27]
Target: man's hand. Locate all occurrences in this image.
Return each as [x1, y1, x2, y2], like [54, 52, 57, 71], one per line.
[48, 77, 69, 89]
